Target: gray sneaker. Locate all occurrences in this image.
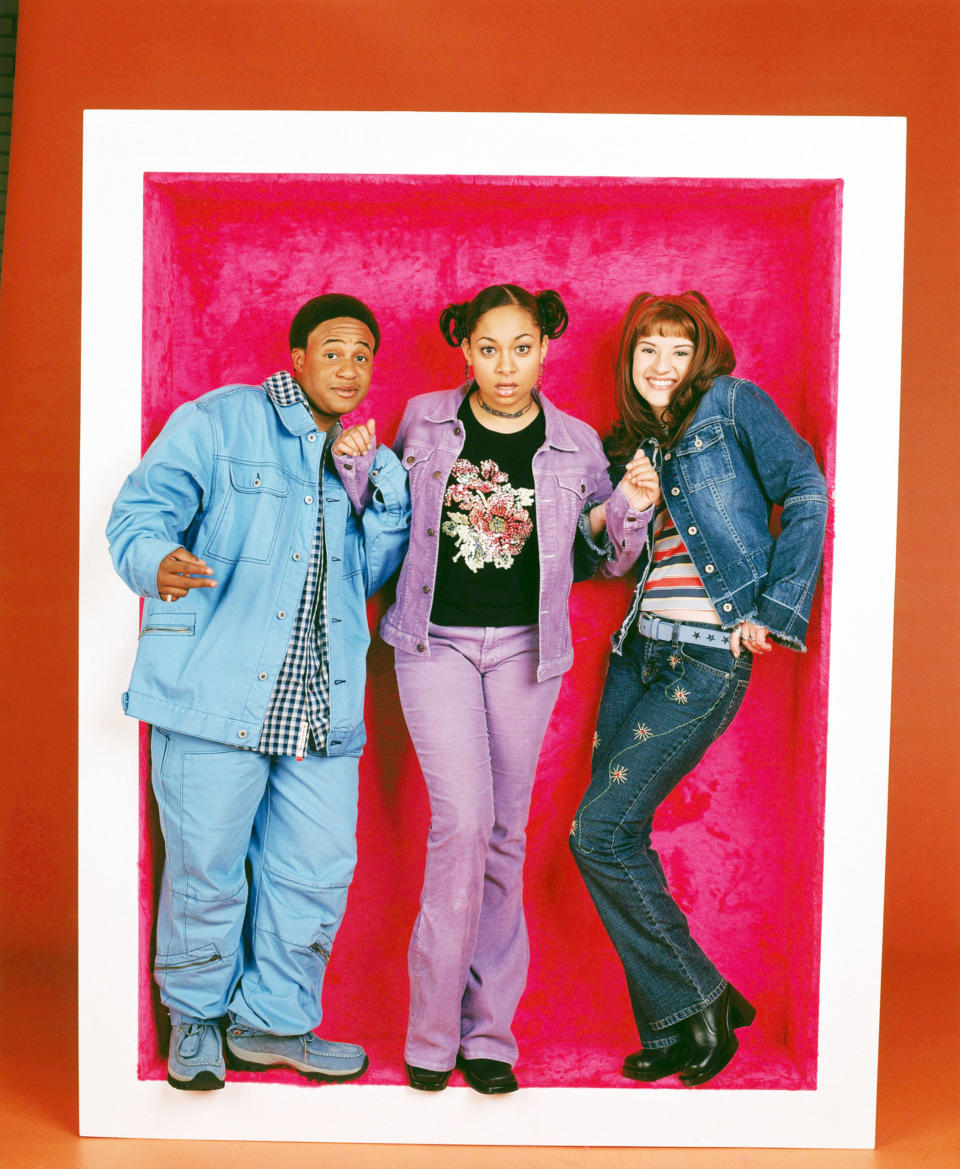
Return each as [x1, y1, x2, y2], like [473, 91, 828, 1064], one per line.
[167, 1020, 225, 1091]
[226, 1025, 368, 1083]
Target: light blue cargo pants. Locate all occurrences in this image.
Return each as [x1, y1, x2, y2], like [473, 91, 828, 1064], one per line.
[150, 727, 359, 1034]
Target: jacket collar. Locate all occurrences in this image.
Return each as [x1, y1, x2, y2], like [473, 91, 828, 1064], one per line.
[262, 370, 340, 441]
[427, 382, 579, 452]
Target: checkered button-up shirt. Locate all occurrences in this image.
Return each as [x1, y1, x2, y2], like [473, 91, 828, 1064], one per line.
[256, 370, 337, 758]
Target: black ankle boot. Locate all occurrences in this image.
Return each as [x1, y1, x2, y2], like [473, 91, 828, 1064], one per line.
[677, 984, 756, 1087]
[622, 1043, 685, 1082]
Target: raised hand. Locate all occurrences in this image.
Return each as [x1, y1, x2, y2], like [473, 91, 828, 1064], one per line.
[157, 547, 217, 602]
[333, 419, 376, 458]
[621, 448, 661, 511]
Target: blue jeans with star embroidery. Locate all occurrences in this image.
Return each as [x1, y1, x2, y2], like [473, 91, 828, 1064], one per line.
[570, 621, 752, 1049]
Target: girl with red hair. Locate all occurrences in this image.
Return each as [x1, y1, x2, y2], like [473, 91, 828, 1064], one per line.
[571, 291, 828, 1086]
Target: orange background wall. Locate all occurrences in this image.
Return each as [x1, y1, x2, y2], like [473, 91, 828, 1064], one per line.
[0, 0, 957, 1163]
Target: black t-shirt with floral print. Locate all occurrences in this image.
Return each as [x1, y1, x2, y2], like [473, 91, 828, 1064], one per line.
[430, 394, 546, 627]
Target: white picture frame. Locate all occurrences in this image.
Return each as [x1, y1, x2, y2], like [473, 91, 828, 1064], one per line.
[79, 109, 904, 1147]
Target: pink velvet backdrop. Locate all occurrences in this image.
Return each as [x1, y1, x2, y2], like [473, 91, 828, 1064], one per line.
[138, 173, 839, 1090]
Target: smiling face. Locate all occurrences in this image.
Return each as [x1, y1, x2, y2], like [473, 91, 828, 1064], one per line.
[631, 330, 694, 419]
[291, 317, 375, 430]
[461, 304, 548, 411]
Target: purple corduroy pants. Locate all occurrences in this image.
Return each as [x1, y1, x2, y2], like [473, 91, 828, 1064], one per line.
[395, 622, 562, 1070]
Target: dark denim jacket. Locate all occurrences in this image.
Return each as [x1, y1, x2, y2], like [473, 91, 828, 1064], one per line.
[380, 384, 612, 681]
[608, 375, 828, 652]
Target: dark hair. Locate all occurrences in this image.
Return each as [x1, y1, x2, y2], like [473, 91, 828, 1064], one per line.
[438, 284, 569, 348]
[288, 293, 381, 353]
[606, 290, 736, 460]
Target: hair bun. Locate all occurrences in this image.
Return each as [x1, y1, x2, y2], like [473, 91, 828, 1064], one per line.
[535, 290, 569, 339]
[438, 301, 470, 347]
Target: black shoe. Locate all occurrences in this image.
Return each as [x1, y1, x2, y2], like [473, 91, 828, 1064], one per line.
[405, 1062, 453, 1091]
[678, 984, 756, 1087]
[622, 1042, 686, 1083]
[457, 1054, 519, 1095]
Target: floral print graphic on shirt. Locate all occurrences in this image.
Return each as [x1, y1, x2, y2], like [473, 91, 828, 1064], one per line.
[441, 457, 535, 573]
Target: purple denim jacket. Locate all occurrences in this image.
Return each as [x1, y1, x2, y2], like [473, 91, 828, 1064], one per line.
[379, 383, 647, 681]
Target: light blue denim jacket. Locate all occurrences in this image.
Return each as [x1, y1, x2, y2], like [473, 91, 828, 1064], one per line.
[379, 384, 615, 681]
[107, 382, 411, 751]
[607, 375, 828, 652]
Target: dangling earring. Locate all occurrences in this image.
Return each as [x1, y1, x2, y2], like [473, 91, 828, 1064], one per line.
[536, 360, 545, 394]
[464, 361, 472, 384]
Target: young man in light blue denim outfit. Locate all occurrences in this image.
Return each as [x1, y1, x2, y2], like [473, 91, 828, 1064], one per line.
[108, 294, 410, 1090]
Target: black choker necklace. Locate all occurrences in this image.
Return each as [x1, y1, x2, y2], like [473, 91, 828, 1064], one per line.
[474, 391, 534, 420]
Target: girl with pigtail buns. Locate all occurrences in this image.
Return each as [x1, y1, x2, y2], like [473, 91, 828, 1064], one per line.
[374, 284, 655, 1093]
[570, 291, 828, 1087]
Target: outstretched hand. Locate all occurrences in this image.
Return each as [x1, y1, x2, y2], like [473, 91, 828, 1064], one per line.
[333, 419, 376, 458]
[157, 547, 217, 602]
[620, 448, 661, 512]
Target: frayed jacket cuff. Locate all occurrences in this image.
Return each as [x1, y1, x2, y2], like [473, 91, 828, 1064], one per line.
[747, 598, 809, 652]
[574, 503, 610, 581]
[577, 504, 611, 553]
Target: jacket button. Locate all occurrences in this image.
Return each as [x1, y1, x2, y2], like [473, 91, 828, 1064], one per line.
[343, 462, 353, 470]
[417, 644, 425, 653]
[307, 433, 317, 442]
[694, 437, 703, 448]
[371, 469, 378, 477]
[428, 528, 436, 537]
[433, 470, 442, 479]
[292, 552, 301, 561]
[258, 672, 267, 680]
[688, 526, 697, 535]
[454, 427, 462, 436]
[705, 564, 715, 573]
[664, 452, 672, 461]
[670, 487, 680, 496]
[278, 610, 286, 619]
[406, 455, 414, 464]
[305, 495, 313, 504]
[238, 729, 248, 739]
[723, 603, 733, 612]
[253, 478, 261, 486]
[422, 585, 431, 594]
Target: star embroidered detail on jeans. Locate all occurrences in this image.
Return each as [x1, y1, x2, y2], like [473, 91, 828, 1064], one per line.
[610, 765, 629, 784]
[592, 731, 600, 750]
[668, 653, 681, 669]
[671, 685, 690, 705]
[633, 723, 652, 742]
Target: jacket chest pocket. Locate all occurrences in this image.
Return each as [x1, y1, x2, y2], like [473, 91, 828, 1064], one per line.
[401, 446, 436, 478]
[204, 461, 292, 564]
[551, 471, 591, 539]
[676, 422, 735, 494]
